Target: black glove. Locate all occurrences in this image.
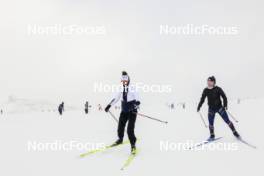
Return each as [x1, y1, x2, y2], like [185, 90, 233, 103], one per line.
[135, 101, 141, 109]
[135, 101, 140, 106]
[105, 105, 111, 112]
[133, 101, 140, 112]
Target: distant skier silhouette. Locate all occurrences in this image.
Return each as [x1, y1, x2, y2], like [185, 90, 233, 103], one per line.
[58, 102, 64, 115]
[85, 101, 89, 114]
[98, 104, 102, 111]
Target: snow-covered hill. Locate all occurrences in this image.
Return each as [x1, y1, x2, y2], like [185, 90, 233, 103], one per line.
[0, 96, 77, 114]
[0, 98, 262, 176]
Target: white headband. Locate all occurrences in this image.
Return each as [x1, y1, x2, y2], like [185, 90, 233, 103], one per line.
[121, 75, 129, 81]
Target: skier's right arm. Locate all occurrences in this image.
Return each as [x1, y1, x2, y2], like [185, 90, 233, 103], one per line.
[197, 89, 206, 112]
[105, 92, 122, 112]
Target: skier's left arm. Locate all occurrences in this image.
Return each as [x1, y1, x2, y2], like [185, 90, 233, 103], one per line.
[132, 87, 141, 109]
[134, 91, 140, 107]
[219, 87, 228, 109]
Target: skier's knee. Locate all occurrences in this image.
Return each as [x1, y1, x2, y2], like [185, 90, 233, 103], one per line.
[127, 128, 134, 136]
[208, 111, 214, 116]
[228, 122, 233, 127]
[224, 118, 231, 125]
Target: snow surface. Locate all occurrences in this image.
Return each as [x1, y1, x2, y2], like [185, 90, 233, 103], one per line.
[0, 99, 263, 176]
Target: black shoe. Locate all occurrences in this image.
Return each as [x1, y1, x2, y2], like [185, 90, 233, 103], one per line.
[233, 131, 240, 138]
[208, 134, 215, 141]
[111, 139, 123, 147]
[131, 145, 136, 155]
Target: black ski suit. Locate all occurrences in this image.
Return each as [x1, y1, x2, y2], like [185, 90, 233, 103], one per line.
[109, 85, 140, 146]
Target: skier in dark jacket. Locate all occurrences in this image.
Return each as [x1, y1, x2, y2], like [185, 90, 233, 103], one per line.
[85, 101, 89, 114]
[58, 102, 64, 115]
[105, 71, 140, 154]
[197, 76, 240, 140]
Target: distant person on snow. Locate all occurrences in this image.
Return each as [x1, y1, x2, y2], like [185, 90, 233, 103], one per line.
[182, 103, 186, 109]
[171, 103, 174, 109]
[85, 101, 89, 114]
[197, 76, 240, 140]
[98, 104, 102, 111]
[105, 71, 140, 154]
[58, 102, 64, 115]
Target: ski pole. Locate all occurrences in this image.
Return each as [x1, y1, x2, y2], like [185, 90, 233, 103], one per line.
[198, 112, 208, 128]
[136, 112, 168, 124]
[227, 110, 239, 123]
[108, 110, 118, 123]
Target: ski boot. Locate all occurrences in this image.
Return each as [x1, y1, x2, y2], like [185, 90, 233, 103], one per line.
[233, 131, 241, 139]
[111, 139, 123, 147]
[131, 145, 137, 155]
[228, 122, 241, 139]
[207, 134, 215, 141]
[208, 126, 215, 141]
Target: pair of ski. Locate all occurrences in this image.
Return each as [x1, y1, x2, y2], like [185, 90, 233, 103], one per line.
[190, 136, 257, 149]
[80, 140, 137, 170]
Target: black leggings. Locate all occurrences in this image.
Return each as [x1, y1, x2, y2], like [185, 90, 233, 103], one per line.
[118, 111, 137, 146]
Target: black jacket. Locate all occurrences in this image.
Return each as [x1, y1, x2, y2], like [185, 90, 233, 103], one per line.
[197, 86, 228, 111]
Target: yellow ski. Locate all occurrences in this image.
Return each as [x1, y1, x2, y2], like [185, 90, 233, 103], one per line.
[121, 149, 138, 170]
[80, 140, 130, 158]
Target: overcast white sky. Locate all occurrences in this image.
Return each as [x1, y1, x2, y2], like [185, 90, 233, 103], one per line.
[0, 0, 263, 106]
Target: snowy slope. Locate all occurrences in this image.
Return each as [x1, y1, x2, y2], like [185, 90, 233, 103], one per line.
[0, 99, 262, 176]
[0, 96, 77, 114]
